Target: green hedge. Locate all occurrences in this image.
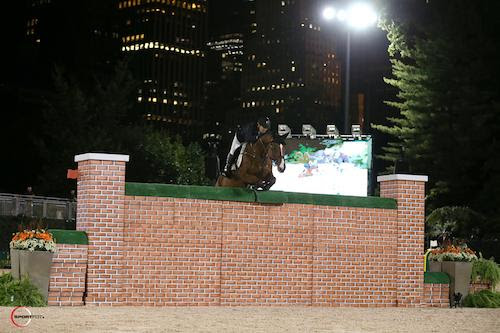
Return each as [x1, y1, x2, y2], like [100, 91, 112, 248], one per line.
[48, 229, 88, 245]
[125, 182, 397, 210]
[424, 272, 450, 284]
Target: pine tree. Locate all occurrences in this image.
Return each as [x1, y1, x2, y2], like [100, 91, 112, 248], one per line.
[374, 1, 500, 218]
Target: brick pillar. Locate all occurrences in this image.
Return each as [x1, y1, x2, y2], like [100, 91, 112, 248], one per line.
[378, 174, 428, 307]
[75, 153, 129, 305]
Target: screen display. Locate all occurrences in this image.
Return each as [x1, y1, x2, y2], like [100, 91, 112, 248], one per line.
[271, 137, 372, 196]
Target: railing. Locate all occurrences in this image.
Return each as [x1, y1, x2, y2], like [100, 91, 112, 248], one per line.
[0, 193, 76, 221]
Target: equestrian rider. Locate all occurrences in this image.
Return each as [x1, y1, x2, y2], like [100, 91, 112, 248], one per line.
[222, 116, 271, 177]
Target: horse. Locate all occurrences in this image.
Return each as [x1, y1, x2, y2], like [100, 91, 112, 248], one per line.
[215, 131, 287, 190]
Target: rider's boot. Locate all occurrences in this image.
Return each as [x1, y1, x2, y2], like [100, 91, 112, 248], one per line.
[222, 153, 235, 177]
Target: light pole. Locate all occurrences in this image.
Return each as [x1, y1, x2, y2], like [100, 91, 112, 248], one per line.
[322, 3, 378, 134]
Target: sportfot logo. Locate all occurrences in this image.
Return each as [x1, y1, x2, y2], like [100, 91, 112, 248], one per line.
[10, 306, 44, 328]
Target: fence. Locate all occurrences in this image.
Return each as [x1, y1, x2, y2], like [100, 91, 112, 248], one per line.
[0, 193, 76, 221]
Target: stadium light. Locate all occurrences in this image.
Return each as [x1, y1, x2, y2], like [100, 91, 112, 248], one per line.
[302, 124, 317, 139]
[326, 125, 340, 138]
[322, 2, 378, 134]
[278, 124, 292, 138]
[351, 124, 361, 138]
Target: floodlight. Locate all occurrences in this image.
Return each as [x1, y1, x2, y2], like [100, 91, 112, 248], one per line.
[302, 124, 316, 138]
[337, 9, 347, 22]
[351, 124, 361, 137]
[322, 7, 336, 20]
[346, 3, 378, 29]
[278, 124, 292, 138]
[326, 125, 340, 138]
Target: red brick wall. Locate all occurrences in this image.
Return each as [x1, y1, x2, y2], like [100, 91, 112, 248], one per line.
[379, 177, 426, 307]
[76, 158, 127, 305]
[423, 284, 449, 308]
[75, 154, 428, 307]
[48, 244, 88, 306]
[121, 199, 399, 306]
[469, 282, 491, 294]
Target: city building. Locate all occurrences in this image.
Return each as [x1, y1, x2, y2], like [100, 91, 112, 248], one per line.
[118, 0, 208, 136]
[240, 0, 342, 134]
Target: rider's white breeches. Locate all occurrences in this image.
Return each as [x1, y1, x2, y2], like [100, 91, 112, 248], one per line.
[229, 134, 241, 155]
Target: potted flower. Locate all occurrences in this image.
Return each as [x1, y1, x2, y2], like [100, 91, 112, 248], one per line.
[10, 227, 56, 301]
[429, 244, 477, 305]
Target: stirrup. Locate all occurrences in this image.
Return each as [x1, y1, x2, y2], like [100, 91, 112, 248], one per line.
[222, 166, 232, 178]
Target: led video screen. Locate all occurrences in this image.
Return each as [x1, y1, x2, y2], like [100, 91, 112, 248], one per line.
[271, 137, 372, 196]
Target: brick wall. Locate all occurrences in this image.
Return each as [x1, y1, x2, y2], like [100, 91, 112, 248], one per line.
[469, 282, 491, 294]
[379, 175, 427, 307]
[75, 153, 128, 305]
[48, 244, 88, 306]
[75, 153, 428, 307]
[423, 284, 449, 308]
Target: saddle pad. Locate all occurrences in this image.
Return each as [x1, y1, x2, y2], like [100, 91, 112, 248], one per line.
[233, 143, 247, 170]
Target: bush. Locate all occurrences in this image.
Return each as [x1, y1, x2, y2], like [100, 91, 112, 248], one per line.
[0, 273, 46, 307]
[471, 256, 500, 287]
[0, 258, 10, 268]
[463, 290, 500, 308]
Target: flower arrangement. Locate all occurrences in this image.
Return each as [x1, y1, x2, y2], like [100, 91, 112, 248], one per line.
[428, 244, 477, 262]
[10, 229, 56, 252]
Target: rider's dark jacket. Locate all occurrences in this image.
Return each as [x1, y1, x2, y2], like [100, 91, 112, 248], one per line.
[236, 121, 260, 143]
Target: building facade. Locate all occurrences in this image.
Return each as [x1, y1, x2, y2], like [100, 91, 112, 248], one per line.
[241, 0, 342, 133]
[119, 0, 207, 136]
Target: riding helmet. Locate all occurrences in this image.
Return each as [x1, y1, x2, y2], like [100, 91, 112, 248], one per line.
[257, 116, 271, 129]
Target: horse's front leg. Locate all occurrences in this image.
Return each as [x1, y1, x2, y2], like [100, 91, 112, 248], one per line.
[260, 175, 276, 191]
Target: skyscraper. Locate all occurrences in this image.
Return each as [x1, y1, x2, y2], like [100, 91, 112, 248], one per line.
[119, 0, 208, 136]
[241, 0, 342, 133]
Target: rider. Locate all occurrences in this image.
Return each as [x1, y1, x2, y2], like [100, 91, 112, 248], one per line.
[222, 116, 271, 177]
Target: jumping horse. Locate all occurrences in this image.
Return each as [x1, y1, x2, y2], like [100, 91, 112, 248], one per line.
[215, 131, 287, 190]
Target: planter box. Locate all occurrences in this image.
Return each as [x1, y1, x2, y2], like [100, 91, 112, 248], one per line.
[10, 249, 54, 301]
[0, 268, 11, 275]
[441, 261, 473, 305]
[428, 261, 442, 272]
[10, 249, 20, 279]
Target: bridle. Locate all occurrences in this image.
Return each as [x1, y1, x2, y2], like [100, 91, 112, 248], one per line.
[242, 135, 277, 164]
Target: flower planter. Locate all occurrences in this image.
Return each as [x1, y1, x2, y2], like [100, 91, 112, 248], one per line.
[428, 261, 442, 272]
[441, 261, 473, 305]
[11, 250, 54, 301]
[9, 249, 21, 279]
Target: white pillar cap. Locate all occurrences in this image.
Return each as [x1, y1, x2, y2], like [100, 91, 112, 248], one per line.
[75, 153, 130, 163]
[377, 174, 428, 182]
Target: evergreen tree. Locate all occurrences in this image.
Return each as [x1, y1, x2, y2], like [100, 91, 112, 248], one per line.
[374, 1, 500, 219]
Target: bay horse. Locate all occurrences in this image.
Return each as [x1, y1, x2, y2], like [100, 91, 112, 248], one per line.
[215, 131, 286, 190]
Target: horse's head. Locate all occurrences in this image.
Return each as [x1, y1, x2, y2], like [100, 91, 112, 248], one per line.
[267, 132, 287, 173]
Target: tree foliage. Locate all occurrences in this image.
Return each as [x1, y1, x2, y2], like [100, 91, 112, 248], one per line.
[128, 130, 210, 186]
[35, 61, 209, 196]
[426, 206, 484, 242]
[375, 1, 500, 219]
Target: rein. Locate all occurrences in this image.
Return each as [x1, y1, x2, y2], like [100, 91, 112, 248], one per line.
[242, 137, 270, 163]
